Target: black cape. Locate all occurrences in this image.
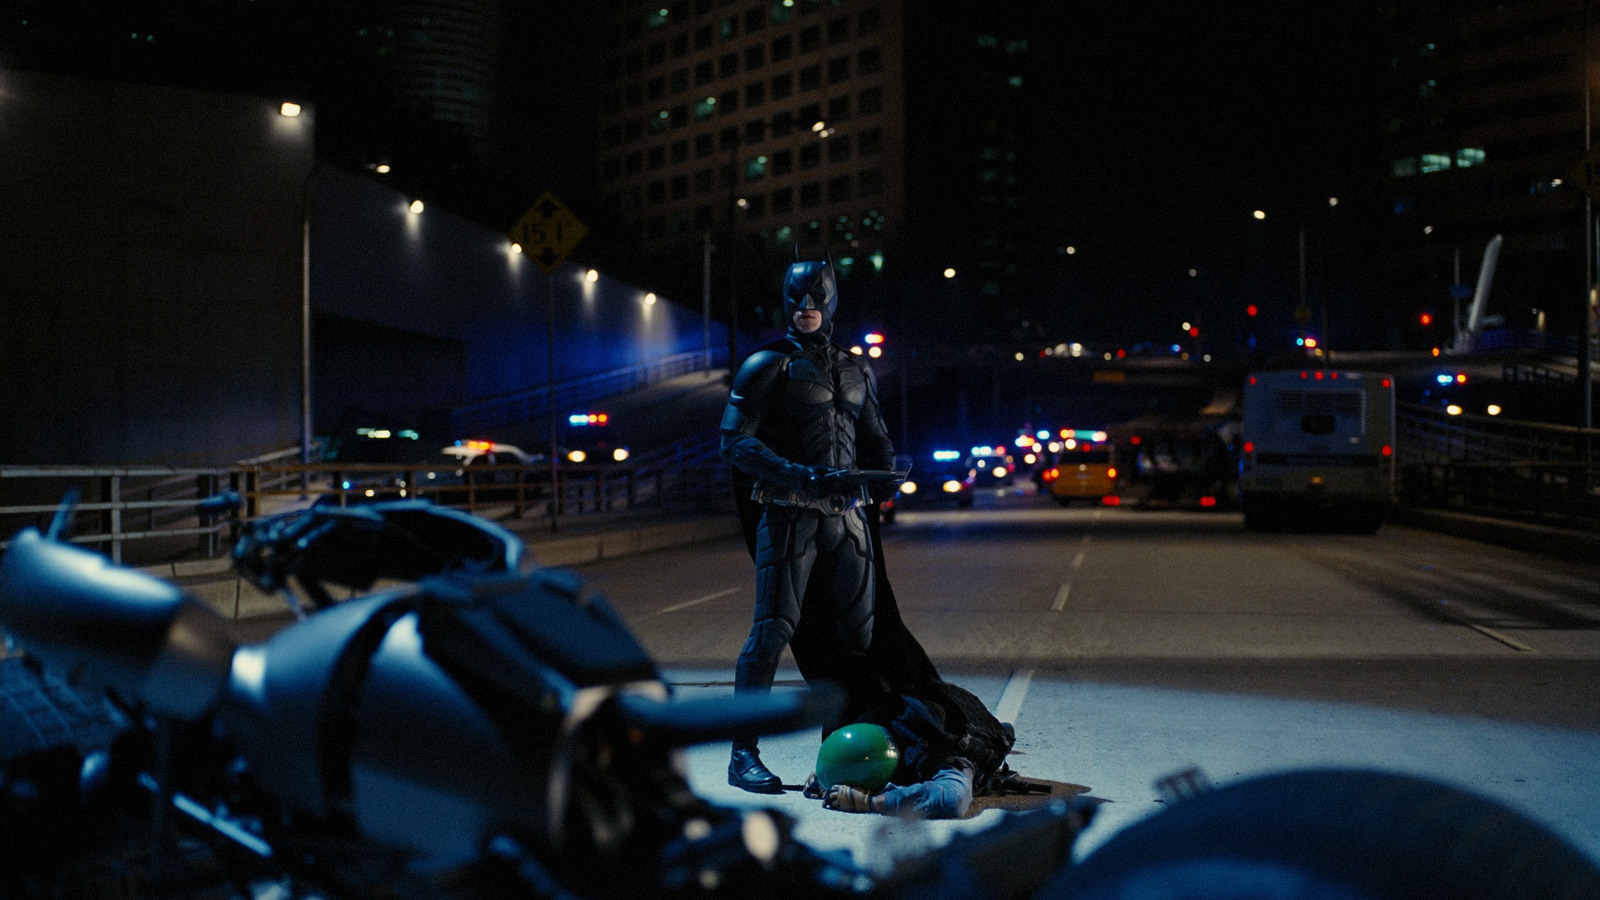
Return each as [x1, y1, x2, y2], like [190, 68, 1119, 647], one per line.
[733, 478, 1017, 791]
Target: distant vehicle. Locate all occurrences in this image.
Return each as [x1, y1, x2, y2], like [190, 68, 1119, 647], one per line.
[562, 411, 631, 464]
[964, 445, 1016, 486]
[440, 440, 537, 467]
[882, 451, 974, 523]
[1107, 413, 1238, 511]
[1238, 368, 1396, 533]
[1043, 444, 1118, 506]
[427, 440, 545, 504]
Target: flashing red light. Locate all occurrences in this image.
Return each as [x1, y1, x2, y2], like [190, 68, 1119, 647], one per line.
[1243, 441, 1255, 454]
[864, 332, 885, 344]
[1381, 445, 1393, 457]
[1129, 435, 1142, 446]
[1300, 371, 1310, 379]
[1382, 378, 1392, 388]
[1116, 348, 1127, 358]
[1101, 495, 1121, 506]
[1246, 304, 1259, 317]
[1248, 375, 1257, 385]
[1313, 370, 1325, 380]
[1188, 326, 1200, 337]
[1199, 496, 1217, 508]
[1420, 312, 1433, 326]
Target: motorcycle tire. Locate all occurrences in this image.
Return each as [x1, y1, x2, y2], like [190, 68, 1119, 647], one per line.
[1038, 768, 1600, 900]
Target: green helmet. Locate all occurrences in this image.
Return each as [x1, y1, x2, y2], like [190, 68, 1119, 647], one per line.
[815, 723, 900, 792]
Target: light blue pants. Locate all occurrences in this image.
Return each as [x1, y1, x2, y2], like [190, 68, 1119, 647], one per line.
[879, 764, 975, 819]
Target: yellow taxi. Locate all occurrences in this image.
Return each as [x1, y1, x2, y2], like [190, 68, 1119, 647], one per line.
[1043, 446, 1118, 506]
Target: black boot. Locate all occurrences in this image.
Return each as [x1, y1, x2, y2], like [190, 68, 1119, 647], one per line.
[728, 742, 783, 794]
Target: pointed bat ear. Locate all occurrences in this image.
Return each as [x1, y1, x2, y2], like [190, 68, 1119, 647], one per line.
[792, 244, 801, 264]
[823, 245, 833, 268]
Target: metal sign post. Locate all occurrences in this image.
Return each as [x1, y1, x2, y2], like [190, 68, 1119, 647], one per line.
[509, 192, 587, 532]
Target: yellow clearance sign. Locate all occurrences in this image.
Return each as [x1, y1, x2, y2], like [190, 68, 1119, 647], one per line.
[510, 191, 587, 274]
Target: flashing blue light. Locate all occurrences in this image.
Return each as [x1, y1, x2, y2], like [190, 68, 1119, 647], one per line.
[1435, 373, 1453, 385]
[932, 450, 961, 461]
[1036, 429, 1049, 440]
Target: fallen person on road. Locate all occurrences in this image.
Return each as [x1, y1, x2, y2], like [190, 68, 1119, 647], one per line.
[802, 694, 1040, 820]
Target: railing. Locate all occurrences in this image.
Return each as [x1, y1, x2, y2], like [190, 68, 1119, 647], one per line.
[1396, 403, 1600, 527]
[0, 432, 733, 566]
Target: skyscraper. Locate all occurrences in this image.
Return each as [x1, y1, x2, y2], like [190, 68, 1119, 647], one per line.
[593, 0, 1049, 346]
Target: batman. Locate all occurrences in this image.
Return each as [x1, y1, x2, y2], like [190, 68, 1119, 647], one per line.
[718, 251, 903, 792]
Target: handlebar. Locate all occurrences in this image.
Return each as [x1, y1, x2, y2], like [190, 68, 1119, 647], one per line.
[230, 498, 524, 613]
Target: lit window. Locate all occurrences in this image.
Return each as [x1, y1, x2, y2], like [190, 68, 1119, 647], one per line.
[1455, 147, 1485, 167]
[1420, 153, 1450, 174]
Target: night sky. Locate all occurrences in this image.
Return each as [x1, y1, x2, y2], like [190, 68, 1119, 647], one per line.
[1020, 3, 1387, 349]
[3, 1, 1390, 350]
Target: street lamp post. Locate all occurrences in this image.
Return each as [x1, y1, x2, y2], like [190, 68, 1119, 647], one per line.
[725, 136, 742, 379]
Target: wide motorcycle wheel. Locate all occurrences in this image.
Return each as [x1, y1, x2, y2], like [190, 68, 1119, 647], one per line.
[1038, 768, 1600, 900]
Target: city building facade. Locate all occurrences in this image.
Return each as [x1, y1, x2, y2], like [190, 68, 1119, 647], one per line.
[1377, 0, 1600, 346]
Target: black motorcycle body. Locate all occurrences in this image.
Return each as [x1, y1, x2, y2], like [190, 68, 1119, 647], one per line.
[2, 497, 1597, 900]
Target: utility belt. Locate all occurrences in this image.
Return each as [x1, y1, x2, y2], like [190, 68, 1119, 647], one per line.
[750, 483, 868, 514]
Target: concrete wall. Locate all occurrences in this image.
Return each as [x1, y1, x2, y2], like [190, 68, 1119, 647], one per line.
[310, 165, 727, 435]
[2, 69, 312, 465]
[1, 69, 730, 465]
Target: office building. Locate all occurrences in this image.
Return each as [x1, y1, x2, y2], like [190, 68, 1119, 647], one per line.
[594, 0, 1050, 346]
[1377, 0, 1598, 344]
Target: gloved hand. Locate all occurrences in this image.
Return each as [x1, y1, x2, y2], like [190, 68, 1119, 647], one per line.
[823, 784, 881, 814]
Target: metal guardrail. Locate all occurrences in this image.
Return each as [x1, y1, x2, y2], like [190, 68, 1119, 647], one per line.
[1396, 403, 1600, 528]
[0, 434, 734, 566]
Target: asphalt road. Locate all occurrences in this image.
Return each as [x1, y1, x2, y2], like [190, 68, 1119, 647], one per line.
[563, 487, 1600, 872]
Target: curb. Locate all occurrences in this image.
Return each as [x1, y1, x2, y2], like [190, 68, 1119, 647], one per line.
[520, 516, 743, 567]
[1389, 506, 1600, 562]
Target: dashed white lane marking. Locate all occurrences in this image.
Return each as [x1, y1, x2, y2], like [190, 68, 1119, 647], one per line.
[996, 668, 1033, 726]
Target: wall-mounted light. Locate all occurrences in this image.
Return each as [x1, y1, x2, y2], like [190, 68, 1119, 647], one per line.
[408, 199, 424, 214]
[279, 102, 302, 118]
[643, 292, 657, 305]
[585, 269, 600, 283]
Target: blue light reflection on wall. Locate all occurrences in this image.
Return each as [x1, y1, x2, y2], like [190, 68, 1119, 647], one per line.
[309, 166, 723, 429]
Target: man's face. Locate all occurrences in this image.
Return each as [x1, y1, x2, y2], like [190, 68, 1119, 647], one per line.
[793, 308, 824, 333]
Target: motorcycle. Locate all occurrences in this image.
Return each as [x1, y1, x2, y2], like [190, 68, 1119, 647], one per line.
[2, 493, 1597, 900]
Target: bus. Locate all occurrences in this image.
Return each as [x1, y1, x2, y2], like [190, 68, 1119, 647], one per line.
[1238, 369, 1396, 533]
